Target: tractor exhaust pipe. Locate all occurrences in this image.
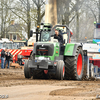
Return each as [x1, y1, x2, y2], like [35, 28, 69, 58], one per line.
[36, 26, 39, 42]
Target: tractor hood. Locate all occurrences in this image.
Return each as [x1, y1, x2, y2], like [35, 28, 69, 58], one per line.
[33, 42, 55, 56]
[33, 42, 60, 61]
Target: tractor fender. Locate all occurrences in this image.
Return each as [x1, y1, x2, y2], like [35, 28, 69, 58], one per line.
[64, 43, 82, 56]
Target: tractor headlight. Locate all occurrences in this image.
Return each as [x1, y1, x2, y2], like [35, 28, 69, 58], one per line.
[46, 57, 50, 60]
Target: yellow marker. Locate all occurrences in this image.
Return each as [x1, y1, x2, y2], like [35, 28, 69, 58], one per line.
[37, 26, 39, 28]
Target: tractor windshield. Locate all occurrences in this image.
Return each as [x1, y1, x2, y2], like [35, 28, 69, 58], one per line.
[41, 31, 50, 41]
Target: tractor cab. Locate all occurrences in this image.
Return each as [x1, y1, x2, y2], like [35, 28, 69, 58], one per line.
[36, 24, 72, 55]
[37, 23, 72, 44]
[50, 25, 71, 44]
[34, 23, 73, 57]
[36, 23, 52, 42]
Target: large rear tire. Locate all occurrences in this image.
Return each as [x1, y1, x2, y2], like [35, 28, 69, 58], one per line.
[65, 47, 84, 80]
[24, 60, 31, 78]
[56, 60, 65, 80]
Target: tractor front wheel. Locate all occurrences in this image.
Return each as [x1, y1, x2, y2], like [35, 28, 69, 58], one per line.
[65, 47, 84, 80]
[24, 60, 31, 78]
[56, 60, 65, 80]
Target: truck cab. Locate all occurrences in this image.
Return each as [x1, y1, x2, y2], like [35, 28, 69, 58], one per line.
[93, 23, 100, 43]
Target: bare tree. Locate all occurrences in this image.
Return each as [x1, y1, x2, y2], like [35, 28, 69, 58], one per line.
[71, 0, 98, 42]
[0, 0, 14, 38]
[11, 0, 45, 38]
[32, 0, 45, 25]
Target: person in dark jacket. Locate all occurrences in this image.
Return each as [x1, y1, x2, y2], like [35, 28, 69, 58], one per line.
[54, 29, 63, 45]
[54, 29, 64, 55]
[4, 49, 12, 69]
[1, 48, 7, 69]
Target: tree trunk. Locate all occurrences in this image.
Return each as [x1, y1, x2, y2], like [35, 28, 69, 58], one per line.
[99, 0, 100, 23]
[1, 0, 4, 38]
[65, 3, 70, 26]
[76, 11, 79, 42]
[27, 0, 31, 39]
[60, 0, 70, 26]
[37, 6, 40, 25]
[45, 0, 57, 26]
[37, 0, 40, 25]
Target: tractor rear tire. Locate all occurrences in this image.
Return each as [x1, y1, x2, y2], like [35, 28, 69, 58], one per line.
[65, 47, 84, 80]
[24, 60, 31, 78]
[56, 60, 65, 80]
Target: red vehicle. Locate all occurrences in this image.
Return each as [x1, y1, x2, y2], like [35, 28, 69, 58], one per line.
[0, 40, 33, 65]
[10, 40, 34, 65]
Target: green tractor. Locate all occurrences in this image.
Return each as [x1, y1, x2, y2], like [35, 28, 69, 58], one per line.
[24, 23, 84, 80]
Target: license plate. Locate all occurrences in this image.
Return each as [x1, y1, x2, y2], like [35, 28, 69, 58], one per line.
[38, 57, 44, 60]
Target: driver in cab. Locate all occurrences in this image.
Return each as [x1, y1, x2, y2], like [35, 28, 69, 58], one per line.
[54, 29, 64, 55]
[54, 29, 63, 45]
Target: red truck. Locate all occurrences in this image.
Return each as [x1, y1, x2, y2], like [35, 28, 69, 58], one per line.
[0, 39, 34, 65]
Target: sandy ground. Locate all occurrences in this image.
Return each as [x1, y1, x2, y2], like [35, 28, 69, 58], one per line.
[0, 67, 100, 100]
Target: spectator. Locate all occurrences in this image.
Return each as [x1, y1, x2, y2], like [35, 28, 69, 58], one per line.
[4, 49, 12, 69]
[1, 48, 7, 69]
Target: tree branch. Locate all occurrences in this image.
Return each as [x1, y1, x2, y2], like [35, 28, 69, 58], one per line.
[10, 9, 27, 23]
[40, 11, 45, 21]
[86, 5, 97, 22]
[69, 14, 76, 23]
[70, 0, 85, 14]
[32, 0, 38, 7]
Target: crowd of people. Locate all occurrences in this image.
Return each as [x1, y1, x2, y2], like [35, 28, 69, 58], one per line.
[1, 48, 12, 69]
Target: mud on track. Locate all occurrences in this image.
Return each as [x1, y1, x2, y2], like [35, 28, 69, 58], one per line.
[0, 68, 100, 100]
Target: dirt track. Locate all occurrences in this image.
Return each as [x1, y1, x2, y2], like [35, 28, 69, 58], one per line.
[0, 67, 100, 100]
